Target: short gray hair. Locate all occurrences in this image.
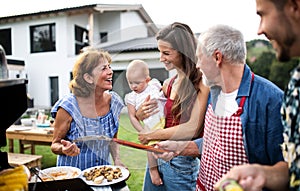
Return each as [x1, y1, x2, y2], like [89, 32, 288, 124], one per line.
[198, 24, 246, 64]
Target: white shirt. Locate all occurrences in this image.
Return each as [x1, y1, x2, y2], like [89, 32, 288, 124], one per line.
[215, 89, 238, 117]
[124, 78, 166, 129]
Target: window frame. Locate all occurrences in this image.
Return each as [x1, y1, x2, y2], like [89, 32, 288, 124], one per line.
[100, 32, 108, 43]
[74, 25, 89, 55]
[0, 28, 12, 55]
[30, 23, 56, 53]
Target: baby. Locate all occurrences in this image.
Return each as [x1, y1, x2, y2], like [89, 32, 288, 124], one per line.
[124, 59, 166, 186]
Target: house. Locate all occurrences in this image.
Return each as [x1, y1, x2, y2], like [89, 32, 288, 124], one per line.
[0, 4, 172, 108]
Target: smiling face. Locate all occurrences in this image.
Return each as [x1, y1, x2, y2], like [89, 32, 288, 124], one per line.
[90, 57, 113, 91]
[157, 40, 181, 71]
[70, 50, 114, 97]
[256, 0, 297, 61]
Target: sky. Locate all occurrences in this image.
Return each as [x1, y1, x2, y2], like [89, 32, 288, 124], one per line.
[0, 0, 265, 41]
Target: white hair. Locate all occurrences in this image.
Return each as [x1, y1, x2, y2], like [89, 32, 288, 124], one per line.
[198, 24, 246, 64]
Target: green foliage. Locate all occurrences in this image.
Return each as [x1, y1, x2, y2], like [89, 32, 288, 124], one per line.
[246, 40, 300, 90]
[246, 39, 274, 61]
[246, 39, 273, 50]
[118, 113, 147, 191]
[269, 59, 299, 90]
[249, 51, 275, 79]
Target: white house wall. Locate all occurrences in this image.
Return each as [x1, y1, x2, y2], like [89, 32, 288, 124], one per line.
[0, 15, 74, 108]
[93, 11, 148, 46]
[0, 7, 167, 108]
[120, 12, 148, 42]
[94, 12, 121, 45]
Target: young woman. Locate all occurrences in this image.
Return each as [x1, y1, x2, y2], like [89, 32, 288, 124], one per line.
[137, 22, 210, 191]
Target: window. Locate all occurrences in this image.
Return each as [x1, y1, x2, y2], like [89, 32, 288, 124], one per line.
[0, 28, 12, 55]
[75, 25, 89, 54]
[100, 32, 108, 43]
[30, 23, 56, 53]
[50, 76, 59, 106]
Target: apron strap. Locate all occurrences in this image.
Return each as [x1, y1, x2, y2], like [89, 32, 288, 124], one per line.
[197, 178, 206, 191]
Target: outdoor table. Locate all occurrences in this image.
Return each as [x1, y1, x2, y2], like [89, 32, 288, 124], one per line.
[6, 124, 53, 154]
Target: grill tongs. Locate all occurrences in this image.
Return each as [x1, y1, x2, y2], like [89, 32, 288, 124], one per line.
[73, 135, 169, 154]
[30, 167, 56, 182]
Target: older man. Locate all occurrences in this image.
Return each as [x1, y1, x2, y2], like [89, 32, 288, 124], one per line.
[215, 0, 300, 191]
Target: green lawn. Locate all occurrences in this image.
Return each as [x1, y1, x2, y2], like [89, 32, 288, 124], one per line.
[118, 113, 148, 190]
[2, 113, 147, 191]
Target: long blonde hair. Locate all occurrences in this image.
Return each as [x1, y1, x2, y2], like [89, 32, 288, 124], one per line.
[156, 22, 202, 122]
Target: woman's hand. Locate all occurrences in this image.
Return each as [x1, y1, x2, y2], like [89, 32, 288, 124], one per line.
[136, 95, 159, 121]
[61, 139, 80, 156]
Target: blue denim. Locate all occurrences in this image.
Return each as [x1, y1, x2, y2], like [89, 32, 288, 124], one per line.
[143, 156, 200, 191]
[208, 64, 284, 165]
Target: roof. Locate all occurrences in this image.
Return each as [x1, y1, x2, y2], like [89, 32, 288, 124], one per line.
[98, 37, 158, 53]
[0, 4, 98, 19]
[0, 4, 158, 35]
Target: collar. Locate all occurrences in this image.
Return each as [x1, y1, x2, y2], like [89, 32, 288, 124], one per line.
[236, 64, 253, 99]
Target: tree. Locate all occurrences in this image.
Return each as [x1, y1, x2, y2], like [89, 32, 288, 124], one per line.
[249, 51, 275, 79]
[269, 58, 299, 90]
[246, 39, 299, 90]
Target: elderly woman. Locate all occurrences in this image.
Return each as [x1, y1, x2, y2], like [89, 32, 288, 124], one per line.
[50, 48, 125, 170]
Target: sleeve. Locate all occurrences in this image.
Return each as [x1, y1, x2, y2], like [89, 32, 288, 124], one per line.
[110, 91, 125, 135]
[193, 138, 203, 154]
[124, 91, 136, 106]
[149, 78, 162, 91]
[110, 91, 125, 117]
[51, 99, 61, 118]
[50, 94, 76, 119]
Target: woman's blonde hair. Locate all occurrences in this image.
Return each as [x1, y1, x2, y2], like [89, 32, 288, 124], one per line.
[69, 48, 112, 97]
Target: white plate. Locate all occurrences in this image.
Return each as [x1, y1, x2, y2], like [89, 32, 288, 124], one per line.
[81, 165, 130, 186]
[40, 166, 82, 181]
[13, 126, 32, 131]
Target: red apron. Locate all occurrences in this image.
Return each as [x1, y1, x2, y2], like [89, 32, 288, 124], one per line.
[196, 72, 254, 191]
